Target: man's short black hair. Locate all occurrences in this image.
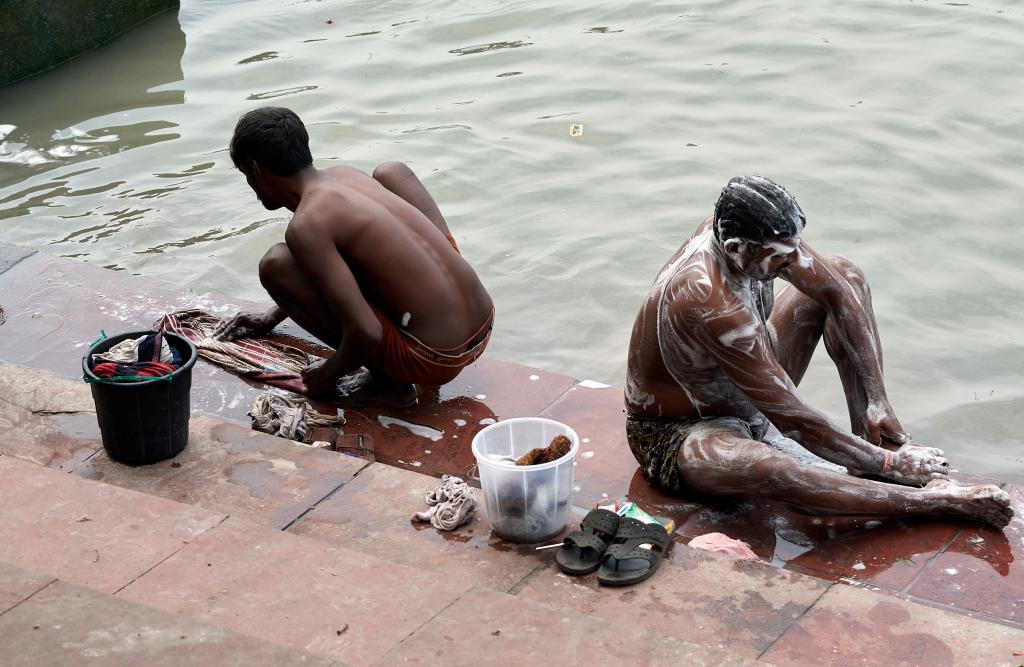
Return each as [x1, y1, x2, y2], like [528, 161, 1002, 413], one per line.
[714, 175, 806, 246]
[230, 106, 312, 176]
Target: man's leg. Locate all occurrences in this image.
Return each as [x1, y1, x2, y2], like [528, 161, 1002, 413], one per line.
[678, 425, 1013, 526]
[258, 243, 343, 348]
[769, 254, 880, 439]
[372, 161, 452, 237]
[259, 243, 415, 402]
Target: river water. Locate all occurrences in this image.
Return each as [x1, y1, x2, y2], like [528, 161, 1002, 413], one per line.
[0, 0, 1021, 481]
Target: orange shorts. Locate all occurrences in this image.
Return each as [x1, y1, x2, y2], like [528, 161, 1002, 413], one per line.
[368, 233, 493, 386]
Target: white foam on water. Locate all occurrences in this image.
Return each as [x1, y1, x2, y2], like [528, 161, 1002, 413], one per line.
[378, 415, 443, 441]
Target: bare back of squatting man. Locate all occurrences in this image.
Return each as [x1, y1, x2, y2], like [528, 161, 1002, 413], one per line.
[217, 107, 494, 401]
[625, 175, 1012, 527]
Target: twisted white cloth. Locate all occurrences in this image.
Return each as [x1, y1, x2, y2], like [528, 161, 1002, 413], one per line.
[248, 389, 344, 442]
[412, 475, 476, 531]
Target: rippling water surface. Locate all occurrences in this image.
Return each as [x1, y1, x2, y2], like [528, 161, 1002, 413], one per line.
[1, 0, 1021, 480]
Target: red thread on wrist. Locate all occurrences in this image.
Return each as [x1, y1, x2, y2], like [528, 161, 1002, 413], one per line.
[880, 450, 895, 474]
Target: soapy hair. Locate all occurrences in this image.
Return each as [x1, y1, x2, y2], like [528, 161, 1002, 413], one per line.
[714, 175, 806, 245]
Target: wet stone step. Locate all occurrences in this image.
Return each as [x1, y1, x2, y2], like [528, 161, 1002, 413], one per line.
[72, 415, 369, 530]
[377, 586, 746, 666]
[116, 516, 475, 667]
[288, 462, 556, 593]
[0, 455, 225, 594]
[760, 582, 1024, 666]
[0, 561, 55, 616]
[518, 538, 830, 659]
[0, 575, 335, 667]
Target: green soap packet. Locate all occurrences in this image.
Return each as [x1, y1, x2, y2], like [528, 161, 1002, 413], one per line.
[621, 503, 674, 534]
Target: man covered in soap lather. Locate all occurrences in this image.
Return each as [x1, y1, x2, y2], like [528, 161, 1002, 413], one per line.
[625, 175, 1012, 527]
[217, 107, 494, 401]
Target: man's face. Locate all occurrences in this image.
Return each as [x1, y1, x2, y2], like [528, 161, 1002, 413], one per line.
[748, 237, 802, 280]
[724, 236, 802, 280]
[240, 164, 280, 210]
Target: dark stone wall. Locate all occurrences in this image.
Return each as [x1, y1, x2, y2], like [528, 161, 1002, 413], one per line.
[0, 0, 180, 87]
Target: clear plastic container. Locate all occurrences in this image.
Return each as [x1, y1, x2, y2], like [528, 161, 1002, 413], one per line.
[471, 417, 579, 543]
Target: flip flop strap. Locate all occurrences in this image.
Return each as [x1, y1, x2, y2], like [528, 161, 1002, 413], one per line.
[613, 518, 671, 546]
[580, 508, 620, 536]
[563, 530, 608, 553]
[604, 541, 663, 567]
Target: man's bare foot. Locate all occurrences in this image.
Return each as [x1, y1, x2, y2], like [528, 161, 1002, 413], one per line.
[335, 368, 418, 408]
[925, 479, 1014, 528]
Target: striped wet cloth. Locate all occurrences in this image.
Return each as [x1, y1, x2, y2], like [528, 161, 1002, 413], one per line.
[154, 310, 316, 394]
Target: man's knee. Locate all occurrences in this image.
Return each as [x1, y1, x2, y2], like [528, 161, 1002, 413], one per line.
[678, 430, 743, 490]
[680, 431, 796, 494]
[258, 243, 293, 290]
[372, 161, 414, 184]
[824, 253, 868, 288]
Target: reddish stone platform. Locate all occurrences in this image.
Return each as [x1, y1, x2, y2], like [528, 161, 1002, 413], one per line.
[2, 243, 1023, 664]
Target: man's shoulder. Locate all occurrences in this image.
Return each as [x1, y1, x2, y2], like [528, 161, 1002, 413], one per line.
[294, 184, 371, 229]
[662, 250, 722, 309]
[663, 260, 755, 330]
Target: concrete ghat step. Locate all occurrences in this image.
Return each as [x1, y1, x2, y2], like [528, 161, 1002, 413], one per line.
[0, 455, 472, 666]
[0, 562, 335, 667]
[374, 586, 747, 667]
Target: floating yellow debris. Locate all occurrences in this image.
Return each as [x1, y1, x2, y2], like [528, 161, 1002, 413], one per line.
[569, 124, 583, 137]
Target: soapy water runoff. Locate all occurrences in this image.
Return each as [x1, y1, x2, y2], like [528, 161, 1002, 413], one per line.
[0, 0, 1021, 482]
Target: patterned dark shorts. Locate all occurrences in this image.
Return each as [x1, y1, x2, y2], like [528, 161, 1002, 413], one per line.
[626, 413, 769, 493]
[626, 415, 699, 493]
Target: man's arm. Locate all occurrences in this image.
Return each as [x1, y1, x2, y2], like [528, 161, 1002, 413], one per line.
[681, 297, 945, 483]
[779, 242, 901, 444]
[284, 211, 383, 393]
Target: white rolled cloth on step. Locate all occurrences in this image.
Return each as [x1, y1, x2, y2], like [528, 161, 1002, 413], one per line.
[412, 475, 476, 531]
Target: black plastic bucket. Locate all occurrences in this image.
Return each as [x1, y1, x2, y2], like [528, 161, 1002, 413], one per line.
[82, 330, 197, 464]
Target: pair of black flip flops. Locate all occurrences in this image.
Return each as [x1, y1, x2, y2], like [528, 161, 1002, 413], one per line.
[555, 508, 672, 586]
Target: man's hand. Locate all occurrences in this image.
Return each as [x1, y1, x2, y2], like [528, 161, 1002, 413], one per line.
[214, 311, 276, 341]
[301, 359, 337, 397]
[864, 402, 909, 446]
[884, 442, 949, 486]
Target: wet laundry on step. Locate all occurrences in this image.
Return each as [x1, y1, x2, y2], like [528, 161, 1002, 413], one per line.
[412, 475, 476, 531]
[90, 332, 182, 380]
[248, 389, 345, 442]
